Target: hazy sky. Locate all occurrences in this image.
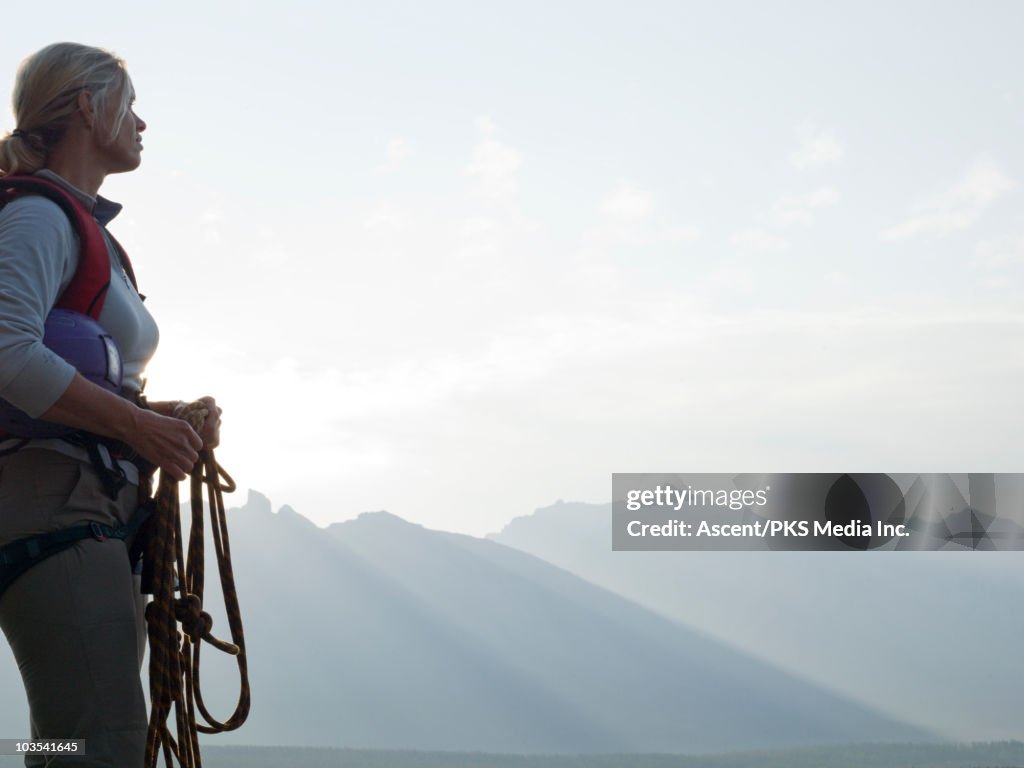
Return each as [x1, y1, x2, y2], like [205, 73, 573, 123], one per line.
[3, 1, 1022, 535]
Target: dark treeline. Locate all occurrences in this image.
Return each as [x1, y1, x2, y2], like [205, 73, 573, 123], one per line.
[46, 740, 1014, 768]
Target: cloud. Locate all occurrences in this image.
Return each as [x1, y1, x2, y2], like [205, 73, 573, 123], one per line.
[790, 125, 845, 169]
[588, 182, 698, 250]
[728, 186, 838, 256]
[825, 271, 850, 288]
[461, 217, 498, 236]
[972, 235, 1024, 271]
[729, 228, 791, 253]
[706, 266, 756, 296]
[663, 225, 700, 243]
[772, 186, 841, 227]
[363, 204, 405, 231]
[200, 207, 224, 244]
[374, 137, 412, 174]
[465, 116, 522, 198]
[880, 157, 1014, 242]
[601, 182, 655, 223]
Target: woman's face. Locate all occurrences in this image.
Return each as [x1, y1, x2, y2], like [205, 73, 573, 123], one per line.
[97, 80, 146, 174]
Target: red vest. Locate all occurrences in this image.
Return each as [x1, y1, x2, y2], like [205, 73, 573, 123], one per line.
[0, 174, 138, 319]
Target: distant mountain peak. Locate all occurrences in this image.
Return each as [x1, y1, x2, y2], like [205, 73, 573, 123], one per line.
[328, 509, 424, 533]
[490, 500, 609, 539]
[275, 504, 318, 529]
[240, 489, 272, 516]
[226, 490, 319, 529]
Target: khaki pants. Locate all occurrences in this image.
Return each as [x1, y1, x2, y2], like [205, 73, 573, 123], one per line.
[0, 448, 148, 767]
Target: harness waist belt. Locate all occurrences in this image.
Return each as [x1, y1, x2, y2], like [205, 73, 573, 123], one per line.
[0, 501, 152, 599]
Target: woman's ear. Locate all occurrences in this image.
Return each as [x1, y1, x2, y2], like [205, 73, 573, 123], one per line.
[75, 90, 95, 131]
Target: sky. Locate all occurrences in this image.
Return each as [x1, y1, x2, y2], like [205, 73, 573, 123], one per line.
[2, 1, 1022, 536]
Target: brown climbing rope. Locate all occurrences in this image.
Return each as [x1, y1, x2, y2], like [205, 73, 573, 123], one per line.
[141, 401, 251, 768]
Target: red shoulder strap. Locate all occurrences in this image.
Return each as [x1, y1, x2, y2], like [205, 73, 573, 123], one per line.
[1, 175, 116, 319]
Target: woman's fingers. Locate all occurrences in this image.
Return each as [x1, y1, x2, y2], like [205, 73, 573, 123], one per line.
[130, 409, 202, 479]
[195, 396, 222, 449]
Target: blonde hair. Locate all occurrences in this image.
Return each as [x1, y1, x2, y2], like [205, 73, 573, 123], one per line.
[0, 42, 133, 177]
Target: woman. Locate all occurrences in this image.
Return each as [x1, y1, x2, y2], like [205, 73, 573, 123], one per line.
[0, 42, 218, 766]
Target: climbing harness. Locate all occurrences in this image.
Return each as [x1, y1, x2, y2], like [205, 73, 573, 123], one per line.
[141, 401, 250, 768]
[0, 502, 151, 598]
[0, 402, 252, 764]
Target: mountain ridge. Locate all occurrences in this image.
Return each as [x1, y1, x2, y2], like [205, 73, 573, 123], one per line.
[0, 490, 936, 753]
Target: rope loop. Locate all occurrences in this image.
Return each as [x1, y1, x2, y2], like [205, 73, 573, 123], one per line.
[141, 407, 250, 768]
[173, 594, 212, 644]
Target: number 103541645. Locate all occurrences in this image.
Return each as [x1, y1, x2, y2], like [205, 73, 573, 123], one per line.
[0, 740, 84, 755]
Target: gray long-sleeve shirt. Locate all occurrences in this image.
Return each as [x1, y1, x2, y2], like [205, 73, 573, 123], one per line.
[0, 169, 158, 420]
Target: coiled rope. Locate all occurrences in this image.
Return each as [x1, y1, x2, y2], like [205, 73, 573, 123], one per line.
[142, 401, 251, 768]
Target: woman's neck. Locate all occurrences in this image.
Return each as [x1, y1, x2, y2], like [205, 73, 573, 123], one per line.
[45, 137, 105, 198]
[38, 90, 115, 197]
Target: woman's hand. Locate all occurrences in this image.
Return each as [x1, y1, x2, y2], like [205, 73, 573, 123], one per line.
[40, 374, 203, 481]
[152, 396, 223, 451]
[129, 409, 203, 481]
